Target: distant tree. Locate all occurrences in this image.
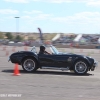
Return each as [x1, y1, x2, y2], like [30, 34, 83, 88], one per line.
[28, 36, 36, 40]
[28, 36, 34, 40]
[5, 32, 13, 40]
[15, 35, 23, 42]
[0, 32, 4, 39]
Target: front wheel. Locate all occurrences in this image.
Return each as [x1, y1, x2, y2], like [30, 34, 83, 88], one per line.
[74, 60, 88, 75]
[22, 58, 38, 72]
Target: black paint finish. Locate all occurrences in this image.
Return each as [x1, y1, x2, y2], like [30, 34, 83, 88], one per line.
[9, 50, 95, 71]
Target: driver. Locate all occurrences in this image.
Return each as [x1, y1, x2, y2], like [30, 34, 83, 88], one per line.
[39, 45, 51, 55]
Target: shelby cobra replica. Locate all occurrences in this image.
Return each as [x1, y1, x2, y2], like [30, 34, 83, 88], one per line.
[9, 45, 97, 75]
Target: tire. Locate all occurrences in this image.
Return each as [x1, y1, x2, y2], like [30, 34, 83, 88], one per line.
[22, 58, 38, 72]
[74, 60, 88, 75]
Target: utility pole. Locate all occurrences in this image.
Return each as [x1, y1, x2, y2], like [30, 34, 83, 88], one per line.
[15, 17, 20, 34]
[15, 17, 20, 42]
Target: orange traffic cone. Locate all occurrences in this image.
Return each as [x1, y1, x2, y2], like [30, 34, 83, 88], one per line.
[3, 46, 6, 51]
[13, 63, 20, 76]
[24, 46, 28, 51]
[5, 51, 9, 56]
[80, 49, 83, 53]
[12, 47, 15, 52]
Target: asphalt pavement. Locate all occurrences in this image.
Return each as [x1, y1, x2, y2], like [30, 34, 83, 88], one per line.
[0, 45, 100, 100]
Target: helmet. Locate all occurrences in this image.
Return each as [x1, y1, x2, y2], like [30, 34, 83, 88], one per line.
[40, 45, 45, 51]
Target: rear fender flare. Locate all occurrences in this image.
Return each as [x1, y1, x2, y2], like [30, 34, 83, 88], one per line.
[21, 55, 39, 66]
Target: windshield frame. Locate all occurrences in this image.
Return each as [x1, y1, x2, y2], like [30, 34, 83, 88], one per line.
[31, 46, 37, 54]
[50, 45, 59, 54]
[31, 45, 59, 55]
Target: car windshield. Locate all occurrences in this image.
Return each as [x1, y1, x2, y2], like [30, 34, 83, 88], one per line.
[50, 45, 59, 54]
[31, 46, 37, 54]
[31, 45, 59, 55]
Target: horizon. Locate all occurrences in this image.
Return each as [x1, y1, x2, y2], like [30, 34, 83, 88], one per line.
[1, 31, 100, 35]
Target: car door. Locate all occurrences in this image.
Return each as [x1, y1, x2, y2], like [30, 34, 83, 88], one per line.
[38, 54, 56, 67]
[38, 54, 72, 67]
[52, 54, 71, 67]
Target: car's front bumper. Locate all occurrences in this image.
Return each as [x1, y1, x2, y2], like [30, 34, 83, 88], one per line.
[91, 61, 98, 71]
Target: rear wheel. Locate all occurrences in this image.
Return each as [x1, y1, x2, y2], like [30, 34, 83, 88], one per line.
[74, 60, 88, 75]
[22, 58, 38, 72]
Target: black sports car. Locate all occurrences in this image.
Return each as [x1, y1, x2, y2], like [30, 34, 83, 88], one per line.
[9, 45, 98, 75]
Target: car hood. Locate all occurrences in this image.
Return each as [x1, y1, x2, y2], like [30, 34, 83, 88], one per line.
[58, 52, 83, 56]
[58, 52, 94, 60]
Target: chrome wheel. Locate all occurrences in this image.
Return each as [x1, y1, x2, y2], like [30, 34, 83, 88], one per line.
[23, 59, 35, 72]
[74, 61, 87, 74]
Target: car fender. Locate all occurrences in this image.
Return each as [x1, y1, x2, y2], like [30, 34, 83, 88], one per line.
[72, 56, 91, 68]
[21, 54, 38, 63]
[16, 53, 39, 64]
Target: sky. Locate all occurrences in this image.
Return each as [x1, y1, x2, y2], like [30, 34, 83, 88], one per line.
[0, 0, 100, 33]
